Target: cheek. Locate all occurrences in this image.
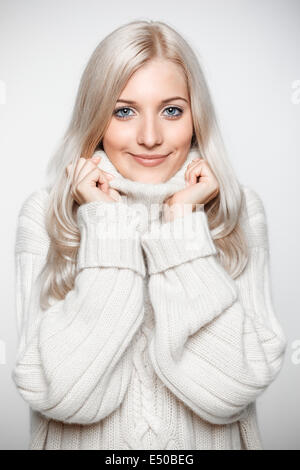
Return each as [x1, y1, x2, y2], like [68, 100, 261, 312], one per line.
[104, 121, 135, 147]
[167, 120, 193, 144]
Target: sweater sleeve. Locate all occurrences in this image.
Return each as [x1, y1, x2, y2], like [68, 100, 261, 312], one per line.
[11, 189, 146, 425]
[140, 187, 287, 426]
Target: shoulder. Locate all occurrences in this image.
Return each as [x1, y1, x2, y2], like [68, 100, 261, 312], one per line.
[240, 184, 266, 219]
[18, 187, 50, 218]
[15, 187, 51, 255]
[239, 184, 269, 249]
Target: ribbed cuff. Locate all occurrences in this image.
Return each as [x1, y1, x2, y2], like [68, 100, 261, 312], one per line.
[141, 205, 217, 274]
[77, 201, 146, 277]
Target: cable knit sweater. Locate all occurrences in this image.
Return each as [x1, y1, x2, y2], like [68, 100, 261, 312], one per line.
[12, 147, 287, 450]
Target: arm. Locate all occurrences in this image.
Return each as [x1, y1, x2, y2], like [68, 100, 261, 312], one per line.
[12, 189, 145, 425]
[140, 187, 287, 426]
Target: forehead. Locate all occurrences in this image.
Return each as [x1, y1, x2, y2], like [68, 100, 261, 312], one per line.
[119, 60, 189, 102]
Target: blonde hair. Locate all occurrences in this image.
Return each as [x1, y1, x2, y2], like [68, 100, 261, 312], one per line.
[39, 19, 249, 310]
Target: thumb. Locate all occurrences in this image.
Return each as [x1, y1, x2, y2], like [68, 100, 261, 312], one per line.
[102, 170, 115, 180]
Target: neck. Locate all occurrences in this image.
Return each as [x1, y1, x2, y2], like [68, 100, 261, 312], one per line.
[91, 147, 201, 230]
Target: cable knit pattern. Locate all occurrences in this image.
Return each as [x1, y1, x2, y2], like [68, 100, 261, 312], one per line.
[123, 286, 180, 450]
[11, 147, 287, 450]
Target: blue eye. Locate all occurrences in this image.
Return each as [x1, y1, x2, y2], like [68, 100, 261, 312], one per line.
[164, 106, 183, 118]
[113, 107, 134, 118]
[113, 106, 183, 119]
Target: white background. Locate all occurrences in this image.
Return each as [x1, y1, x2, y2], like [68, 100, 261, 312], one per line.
[0, 0, 299, 449]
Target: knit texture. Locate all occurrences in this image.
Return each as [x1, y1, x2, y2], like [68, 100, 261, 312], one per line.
[12, 147, 287, 450]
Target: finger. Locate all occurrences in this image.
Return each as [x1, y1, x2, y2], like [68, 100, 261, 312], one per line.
[101, 169, 115, 181]
[96, 169, 111, 193]
[83, 158, 115, 183]
[186, 159, 211, 184]
[108, 187, 122, 202]
[89, 156, 115, 180]
[66, 158, 111, 197]
[76, 157, 103, 185]
[66, 157, 87, 183]
[185, 159, 202, 182]
[185, 160, 203, 184]
[187, 158, 200, 168]
[77, 166, 109, 194]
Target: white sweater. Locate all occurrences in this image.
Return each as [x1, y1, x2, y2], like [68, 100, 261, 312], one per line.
[12, 147, 287, 450]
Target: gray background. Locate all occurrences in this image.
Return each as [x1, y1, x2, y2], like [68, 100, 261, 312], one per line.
[0, 0, 299, 450]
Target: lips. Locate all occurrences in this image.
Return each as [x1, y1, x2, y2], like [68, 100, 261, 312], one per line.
[132, 154, 168, 159]
[131, 153, 169, 167]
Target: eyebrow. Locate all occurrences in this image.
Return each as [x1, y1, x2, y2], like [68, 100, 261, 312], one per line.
[116, 96, 189, 104]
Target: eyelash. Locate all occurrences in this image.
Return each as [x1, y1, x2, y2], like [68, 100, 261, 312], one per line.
[113, 106, 183, 120]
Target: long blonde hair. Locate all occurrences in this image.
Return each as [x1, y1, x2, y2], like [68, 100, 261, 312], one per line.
[39, 19, 249, 310]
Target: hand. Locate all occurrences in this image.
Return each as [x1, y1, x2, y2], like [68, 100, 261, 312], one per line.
[66, 156, 122, 205]
[163, 157, 220, 222]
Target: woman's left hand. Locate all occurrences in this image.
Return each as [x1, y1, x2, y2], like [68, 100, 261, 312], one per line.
[163, 157, 220, 221]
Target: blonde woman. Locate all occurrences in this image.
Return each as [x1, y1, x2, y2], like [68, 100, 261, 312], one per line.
[12, 20, 287, 450]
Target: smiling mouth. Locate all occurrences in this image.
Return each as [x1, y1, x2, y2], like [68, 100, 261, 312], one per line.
[130, 153, 170, 167]
[131, 153, 169, 159]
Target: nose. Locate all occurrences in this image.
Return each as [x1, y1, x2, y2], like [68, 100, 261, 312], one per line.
[136, 113, 163, 147]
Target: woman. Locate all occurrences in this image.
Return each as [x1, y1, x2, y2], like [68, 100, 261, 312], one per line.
[12, 19, 287, 450]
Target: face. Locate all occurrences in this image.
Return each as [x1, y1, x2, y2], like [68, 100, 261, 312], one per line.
[102, 59, 194, 183]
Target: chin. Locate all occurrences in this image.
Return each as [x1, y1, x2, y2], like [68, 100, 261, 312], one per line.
[132, 174, 163, 184]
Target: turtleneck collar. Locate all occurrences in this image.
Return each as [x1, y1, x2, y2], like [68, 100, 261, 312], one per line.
[92, 147, 201, 206]
[90, 147, 202, 232]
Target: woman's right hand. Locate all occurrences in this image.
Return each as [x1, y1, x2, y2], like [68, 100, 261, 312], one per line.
[66, 155, 121, 205]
